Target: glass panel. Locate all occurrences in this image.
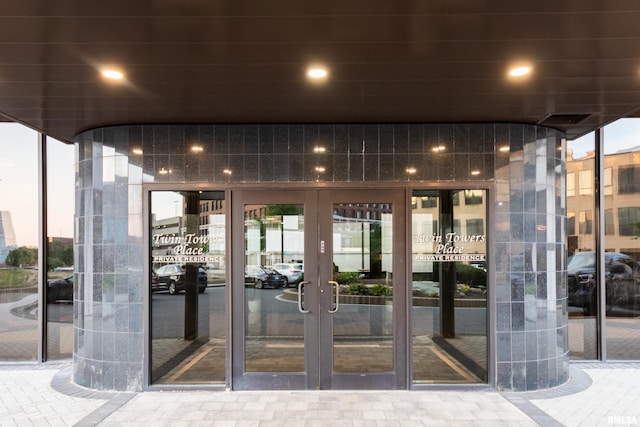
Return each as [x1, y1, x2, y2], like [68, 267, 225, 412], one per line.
[332, 203, 393, 372]
[46, 138, 75, 359]
[244, 204, 305, 372]
[150, 191, 226, 384]
[603, 119, 640, 359]
[567, 133, 598, 359]
[0, 124, 39, 361]
[411, 190, 487, 383]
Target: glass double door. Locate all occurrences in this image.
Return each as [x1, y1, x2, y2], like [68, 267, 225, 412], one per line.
[231, 189, 406, 390]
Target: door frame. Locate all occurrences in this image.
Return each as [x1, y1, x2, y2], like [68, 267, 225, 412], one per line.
[230, 188, 407, 390]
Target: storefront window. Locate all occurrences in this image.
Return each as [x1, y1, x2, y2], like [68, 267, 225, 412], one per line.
[150, 190, 227, 384]
[411, 189, 487, 383]
[46, 138, 75, 359]
[567, 132, 597, 359]
[0, 124, 39, 361]
[603, 119, 640, 359]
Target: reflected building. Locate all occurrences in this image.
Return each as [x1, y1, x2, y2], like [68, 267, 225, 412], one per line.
[0, 211, 17, 265]
[567, 147, 640, 257]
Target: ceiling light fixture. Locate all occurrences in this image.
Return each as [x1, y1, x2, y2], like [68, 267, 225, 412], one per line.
[315, 166, 326, 173]
[471, 170, 481, 176]
[432, 145, 446, 153]
[406, 167, 417, 175]
[509, 66, 531, 77]
[307, 65, 329, 82]
[499, 146, 510, 153]
[191, 145, 204, 153]
[507, 62, 533, 80]
[102, 69, 124, 80]
[313, 146, 327, 153]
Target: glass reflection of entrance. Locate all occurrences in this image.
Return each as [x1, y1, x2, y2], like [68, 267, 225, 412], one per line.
[149, 191, 227, 385]
[232, 190, 406, 390]
[411, 190, 488, 384]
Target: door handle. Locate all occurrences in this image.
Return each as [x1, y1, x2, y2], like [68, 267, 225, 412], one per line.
[297, 281, 310, 313]
[327, 280, 339, 313]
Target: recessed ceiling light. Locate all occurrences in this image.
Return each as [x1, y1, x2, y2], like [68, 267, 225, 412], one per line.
[313, 146, 327, 153]
[307, 65, 329, 81]
[191, 145, 204, 153]
[499, 146, 510, 153]
[508, 63, 533, 79]
[102, 69, 125, 80]
[315, 166, 326, 173]
[223, 169, 232, 175]
[406, 167, 417, 175]
[132, 148, 143, 155]
[432, 145, 446, 153]
[471, 170, 481, 176]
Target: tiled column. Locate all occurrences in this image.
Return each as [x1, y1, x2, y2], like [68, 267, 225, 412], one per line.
[74, 127, 144, 391]
[494, 125, 569, 390]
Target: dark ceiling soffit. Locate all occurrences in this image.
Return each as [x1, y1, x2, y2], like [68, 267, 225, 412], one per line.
[538, 114, 592, 126]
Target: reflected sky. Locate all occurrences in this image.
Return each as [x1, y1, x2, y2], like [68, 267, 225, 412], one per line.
[0, 123, 74, 247]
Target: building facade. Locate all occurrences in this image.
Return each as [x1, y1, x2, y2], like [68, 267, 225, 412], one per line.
[73, 122, 567, 391]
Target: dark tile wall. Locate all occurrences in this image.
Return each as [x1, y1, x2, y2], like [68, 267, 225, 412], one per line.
[74, 123, 568, 391]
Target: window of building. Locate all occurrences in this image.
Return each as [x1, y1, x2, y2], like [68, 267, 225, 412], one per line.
[618, 207, 640, 236]
[466, 218, 484, 235]
[605, 209, 615, 235]
[567, 212, 576, 235]
[579, 170, 593, 195]
[579, 210, 593, 234]
[567, 172, 575, 197]
[604, 168, 613, 196]
[618, 166, 640, 194]
[463, 190, 483, 205]
[420, 196, 438, 209]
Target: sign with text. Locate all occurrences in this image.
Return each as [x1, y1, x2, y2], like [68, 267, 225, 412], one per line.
[412, 213, 486, 269]
[152, 230, 225, 264]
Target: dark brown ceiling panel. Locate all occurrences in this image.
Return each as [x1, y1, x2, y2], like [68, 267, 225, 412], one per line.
[0, 1, 639, 143]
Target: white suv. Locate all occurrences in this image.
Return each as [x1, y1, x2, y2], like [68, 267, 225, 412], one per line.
[272, 263, 304, 287]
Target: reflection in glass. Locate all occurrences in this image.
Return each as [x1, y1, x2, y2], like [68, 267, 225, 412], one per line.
[603, 119, 640, 359]
[332, 203, 393, 373]
[0, 124, 39, 361]
[566, 133, 598, 359]
[150, 191, 226, 384]
[46, 138, 75, 360]
[411, 190, 487, 383]
[244, 204, 305, 372]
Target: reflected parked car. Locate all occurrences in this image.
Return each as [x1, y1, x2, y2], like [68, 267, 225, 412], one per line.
[245, 266, 286, 289]
[567, 251, 640, 315]
[154, 264, 207, 295]
[47, 275, 73, 303]
[272, 262, 304, 287]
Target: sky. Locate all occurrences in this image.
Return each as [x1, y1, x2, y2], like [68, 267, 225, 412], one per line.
[0, 124, 74, 247]
[568, 118, 640, 158]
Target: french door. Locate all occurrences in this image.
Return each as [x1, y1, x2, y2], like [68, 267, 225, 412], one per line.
[231, 189, 406, 390]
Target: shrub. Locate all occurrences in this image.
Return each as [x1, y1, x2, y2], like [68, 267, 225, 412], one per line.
[455, 263, 486, 286]
[459, 284, 471, 296]
[348, 283, 371, 295]
[370, 284, 392, 296]
[334, 271, 360, 285]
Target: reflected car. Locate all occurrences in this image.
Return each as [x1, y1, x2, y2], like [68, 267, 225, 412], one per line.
[567, 251, 640, 315]
[272, 263, 304, 287]
[245, 266, 286, 289]
[47, 275, 73, 303]
[154, 264, 207, 295]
